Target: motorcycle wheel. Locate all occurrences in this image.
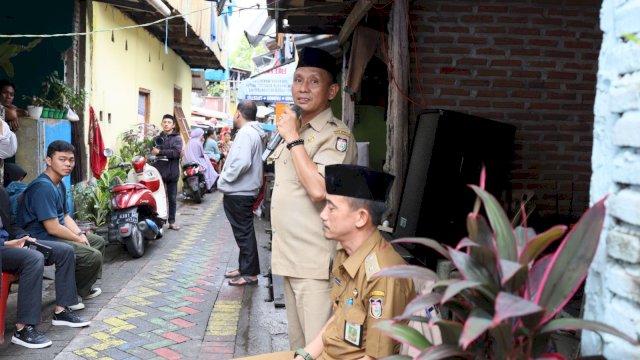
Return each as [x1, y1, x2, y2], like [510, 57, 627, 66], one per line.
[193, 186, 203, 204]
[126, 226, 145, 258]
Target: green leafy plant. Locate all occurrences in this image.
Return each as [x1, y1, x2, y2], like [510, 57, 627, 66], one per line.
[22, 94, 45, 107]
[118, 123, 160, 163]
[376, 170, 639, 359]
[73, 167, 126, 227]
[40, 71, 86, 110]
[0, 39, 42, 77]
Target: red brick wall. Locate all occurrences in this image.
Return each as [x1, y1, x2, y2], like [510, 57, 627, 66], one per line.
[408, 0, 602, 217]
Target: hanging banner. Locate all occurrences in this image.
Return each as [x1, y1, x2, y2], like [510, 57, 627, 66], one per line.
[237, 61, 297, 103]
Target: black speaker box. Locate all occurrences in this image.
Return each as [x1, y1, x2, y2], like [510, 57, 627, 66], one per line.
[393, 109, 516, 269]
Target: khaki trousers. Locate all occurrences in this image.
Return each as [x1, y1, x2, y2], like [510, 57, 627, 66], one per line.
[283, 276, 333, 349]
[55, 233, 105, 297]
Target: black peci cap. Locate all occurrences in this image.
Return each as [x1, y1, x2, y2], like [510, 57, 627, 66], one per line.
[297, 47, 338, 82]
[325, 165, 394, 202]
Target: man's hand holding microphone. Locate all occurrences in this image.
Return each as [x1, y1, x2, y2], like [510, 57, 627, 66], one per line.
[262, 105, 302, 161]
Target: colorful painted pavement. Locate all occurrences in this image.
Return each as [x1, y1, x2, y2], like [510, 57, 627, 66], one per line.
[52, 194, 247, 360]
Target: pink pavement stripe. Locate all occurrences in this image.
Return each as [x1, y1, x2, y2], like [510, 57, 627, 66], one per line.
[195, 279, 214, 286]
[161, 332, 190, 343]
[183, 296, 205, 303]
[200, 342, 235, 354]
[170, 318, 196, 328]
[188, 286, 209, 294]
[153, 347, 182, 360]
[177, 306, 201, 315]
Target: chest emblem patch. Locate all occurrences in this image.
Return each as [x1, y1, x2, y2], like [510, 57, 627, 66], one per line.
[369, 297, 383, 319]
[336, 136, 348, 152]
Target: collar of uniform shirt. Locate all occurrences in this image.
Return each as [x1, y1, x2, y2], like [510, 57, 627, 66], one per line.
[339, 231, 381, 279]
[304, 107, 336, 132]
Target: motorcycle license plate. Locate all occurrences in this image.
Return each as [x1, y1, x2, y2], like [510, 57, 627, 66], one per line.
[187, 177, 199, 185]
[112, 211, 138, 225]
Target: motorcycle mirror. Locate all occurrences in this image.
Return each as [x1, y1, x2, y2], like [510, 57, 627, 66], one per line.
[103, 148, 114, 157]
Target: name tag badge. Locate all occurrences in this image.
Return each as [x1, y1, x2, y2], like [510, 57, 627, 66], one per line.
[344, 321, 362, 347]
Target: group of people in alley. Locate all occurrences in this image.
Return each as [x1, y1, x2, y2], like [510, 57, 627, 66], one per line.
[0, 46, 416, 358]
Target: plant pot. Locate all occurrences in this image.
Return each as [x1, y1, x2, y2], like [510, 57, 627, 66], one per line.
[27, 105, 43, 119]
[55, 109, 63, 119]
[42, 108, 50, 118]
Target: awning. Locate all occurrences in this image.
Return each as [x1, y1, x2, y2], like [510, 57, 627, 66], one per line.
[96, 0, 224, 69]
[192, 106, 227, 120]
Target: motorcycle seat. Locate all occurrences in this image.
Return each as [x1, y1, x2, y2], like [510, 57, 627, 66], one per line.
[112, 183, 147, 192]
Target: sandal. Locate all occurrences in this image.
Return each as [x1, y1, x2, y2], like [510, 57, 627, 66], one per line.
[229, 276, 258, 286]
[169, 224, 181, 231]
[224, 269, 240, 278]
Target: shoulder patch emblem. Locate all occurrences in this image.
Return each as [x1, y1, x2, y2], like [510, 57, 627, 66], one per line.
[364, 254, 381, 281]
[336, 136, 348, 152]
[334, 130, 351, 137]
[369, 297, 383, 319]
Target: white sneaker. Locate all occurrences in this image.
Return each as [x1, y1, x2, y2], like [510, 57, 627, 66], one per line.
[83, 288, 102, 300]
[68, 302, 85, 311]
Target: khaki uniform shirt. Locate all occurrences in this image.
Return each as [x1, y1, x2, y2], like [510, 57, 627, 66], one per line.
[270, 107, 357, 279]
[320, 231, 415, 360]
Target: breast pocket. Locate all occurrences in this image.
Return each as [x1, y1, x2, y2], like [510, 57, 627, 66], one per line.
[343, 306, 366, 348]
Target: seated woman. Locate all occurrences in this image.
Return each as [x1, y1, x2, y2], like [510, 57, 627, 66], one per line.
[182, 127, 218, 191]
[204, 127, 221, 162]
[0, 79, 28, 130]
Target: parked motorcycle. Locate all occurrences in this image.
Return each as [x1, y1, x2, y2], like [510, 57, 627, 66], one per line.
[181, 162, 207, 204]
[105, 149, 168, 258]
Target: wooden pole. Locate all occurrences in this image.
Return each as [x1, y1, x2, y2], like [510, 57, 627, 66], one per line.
[384, 0, 409, 224]
[342, 48, 356, 131]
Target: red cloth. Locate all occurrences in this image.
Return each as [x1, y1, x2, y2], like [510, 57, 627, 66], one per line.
[88, 106, 107, 178]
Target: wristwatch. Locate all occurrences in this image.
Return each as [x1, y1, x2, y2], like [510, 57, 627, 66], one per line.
[294, 348, 313, 360]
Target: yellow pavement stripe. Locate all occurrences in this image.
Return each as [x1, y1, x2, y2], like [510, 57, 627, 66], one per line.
[205, 300, 241, 336]
[90, 331, 127, 351]
[74, 348, 100, 358]
[103, 317, 137, 334]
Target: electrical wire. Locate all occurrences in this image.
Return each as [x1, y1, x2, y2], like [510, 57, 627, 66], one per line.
[0, 0, 358, 39]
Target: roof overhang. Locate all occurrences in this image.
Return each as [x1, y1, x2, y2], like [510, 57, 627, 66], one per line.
[267, 0, 390, 43]
[95, 0, 223, 69]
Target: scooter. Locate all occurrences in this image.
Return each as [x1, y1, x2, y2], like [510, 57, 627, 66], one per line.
[181, 162, 207, 204]
[105, 149, 168, 258]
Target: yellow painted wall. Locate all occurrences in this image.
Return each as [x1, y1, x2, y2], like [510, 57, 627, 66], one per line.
[88, 5, 192, 153]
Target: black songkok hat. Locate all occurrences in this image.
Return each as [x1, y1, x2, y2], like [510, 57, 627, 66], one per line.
[325, 165, 394, 202]
[297, 47, 338, 82]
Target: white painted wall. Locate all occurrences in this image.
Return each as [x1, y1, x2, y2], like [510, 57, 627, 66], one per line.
[583, 0, 640, 357]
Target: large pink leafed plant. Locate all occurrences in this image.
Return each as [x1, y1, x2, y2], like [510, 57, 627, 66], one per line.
[375, 169, 638, 359]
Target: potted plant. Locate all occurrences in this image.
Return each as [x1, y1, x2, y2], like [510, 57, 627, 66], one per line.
[375, 170, 639, 359]
[21, 95, 45, 119]
[40, 71, 86, 119]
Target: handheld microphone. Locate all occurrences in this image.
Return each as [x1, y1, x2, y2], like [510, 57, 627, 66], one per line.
[262, 105, 302, 161]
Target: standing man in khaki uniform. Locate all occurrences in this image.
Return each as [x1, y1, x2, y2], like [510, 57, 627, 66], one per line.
[270, 47, 358, 349]
[238, 164, 415, 360]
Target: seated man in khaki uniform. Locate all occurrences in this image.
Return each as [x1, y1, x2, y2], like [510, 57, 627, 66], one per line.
[239, 164, 415, 360]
